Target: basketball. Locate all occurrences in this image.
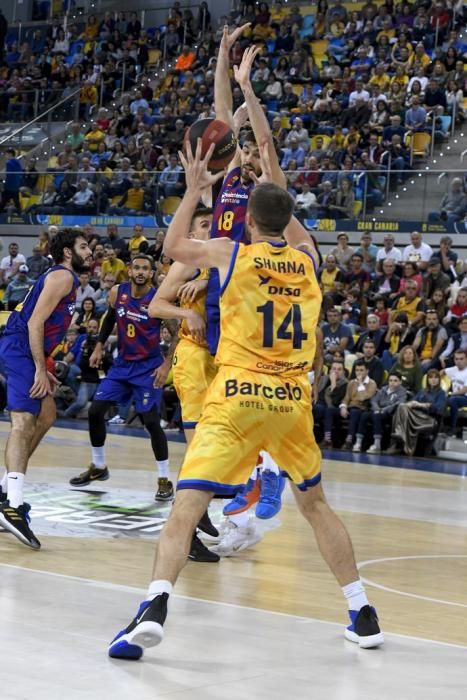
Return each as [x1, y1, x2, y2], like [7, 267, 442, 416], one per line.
[185, 118, 237, 171]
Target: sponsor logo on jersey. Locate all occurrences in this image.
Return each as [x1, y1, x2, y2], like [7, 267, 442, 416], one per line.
[225, 378, 302, 401]
[117, 306, 126, 317]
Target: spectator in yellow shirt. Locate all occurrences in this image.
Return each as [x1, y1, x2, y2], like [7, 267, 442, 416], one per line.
[86, 123, 106, 152]
[369, 64, 391, 93]
[79, 81, 97, 119]
[101, 247, 128, 282]
[108, 180, 146, 216]
[128, 224, 148, 253]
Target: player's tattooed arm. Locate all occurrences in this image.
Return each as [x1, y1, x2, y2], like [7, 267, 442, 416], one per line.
[152, 319, 180, 388]
[149, 263, 206, 344]
[28, 269, 74, 399]
[234, 45, 287, 189]
[90, 285, 118, 368]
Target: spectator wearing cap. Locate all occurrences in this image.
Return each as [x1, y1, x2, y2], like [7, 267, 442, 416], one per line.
[3, 264, 34, 311]
[403, 231, 434, 272]
[413, 309, 448, 371]
[26, 245, 50, 280]
[422, 257, 451, 299]
[428, 178, 467, 224]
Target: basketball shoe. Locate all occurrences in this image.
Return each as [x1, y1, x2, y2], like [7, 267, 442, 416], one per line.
[222, 475, 261, 516]
[155, 478, 174, 501]
[345, 605, 384, 648]
[197, 510, 219, 539]
[188, 533, 220, 562]
[108, 592, 169, 660]
[255, 469, 286, 519]
[210, 519, 262, 557]
[0, 500, 40, 550]
[69, 464, 109, 486]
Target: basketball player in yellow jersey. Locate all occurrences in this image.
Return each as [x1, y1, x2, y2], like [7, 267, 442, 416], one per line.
[108, 144, 384, 661]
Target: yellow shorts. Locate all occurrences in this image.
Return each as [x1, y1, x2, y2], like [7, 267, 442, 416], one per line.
[178, 366, 322, 494]
[172, 339, 217, 428]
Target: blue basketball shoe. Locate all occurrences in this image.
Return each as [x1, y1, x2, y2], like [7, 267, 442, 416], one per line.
[345, 605, 384, 648]
[223, 475, 261, 516]
[255, 469, 286, 519]
[108, 593, 169, 660]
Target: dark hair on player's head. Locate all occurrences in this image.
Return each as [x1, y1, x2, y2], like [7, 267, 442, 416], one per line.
[131, 254, 153, 266]
[191, 206, 213, 224]
[49, 228, 85, 264]
[243, 130, 257, 145]
[248, 183, 294, 236]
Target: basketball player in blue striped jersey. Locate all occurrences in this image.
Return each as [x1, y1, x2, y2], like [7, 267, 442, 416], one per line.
[0, 229, 92, 549]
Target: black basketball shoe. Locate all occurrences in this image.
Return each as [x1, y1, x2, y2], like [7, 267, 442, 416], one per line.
[155, 477, 174, 501]
[188, 533, 220, 563]
[108, 592, 169, 660]
[70, 464, 109, 486]
[0, 501, 40, 550]
[197, 510, 219, 539]
[345, 605, 384, 648]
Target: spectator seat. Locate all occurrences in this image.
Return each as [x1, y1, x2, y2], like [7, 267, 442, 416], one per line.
[161, 196, 182, 215]
[406, 132, 431, 165]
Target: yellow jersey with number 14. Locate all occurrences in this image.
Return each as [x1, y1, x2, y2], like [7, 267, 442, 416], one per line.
[216, 240, 322, 377]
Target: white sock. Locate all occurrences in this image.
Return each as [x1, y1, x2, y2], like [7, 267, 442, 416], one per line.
[342, 580, 369, 611]
[0, 470, 7, 492]
[157, 459, 170, 479]
[146, 579, 173, 601]
[373, 437, 381, 448]
[259, 451, 280, 475]
[7, 472, 25, 509]
[91, 446, 106, 468]
[228, 512, 250, 528]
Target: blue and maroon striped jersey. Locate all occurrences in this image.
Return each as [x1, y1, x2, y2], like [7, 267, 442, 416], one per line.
[3, 265, 79, 356]
[206, 167, 254, 355]
[114, 283, 162, 361]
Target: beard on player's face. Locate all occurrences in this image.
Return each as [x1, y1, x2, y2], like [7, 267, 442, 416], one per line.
[71, 249, 92, 273]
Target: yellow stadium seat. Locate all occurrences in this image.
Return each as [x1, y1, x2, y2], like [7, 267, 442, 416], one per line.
[161, 196, 181, 215]
[353, 200, 362, 216]
[147, 48, 162, 66]
[407, 132, 431, 165]
[291, 84, 303, 96]
[36, 174, 53, 192]
[422, 374, 451, 391]
[311, 39, 329, 55]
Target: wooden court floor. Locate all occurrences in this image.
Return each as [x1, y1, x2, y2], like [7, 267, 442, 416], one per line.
[0, 420, 466, 651]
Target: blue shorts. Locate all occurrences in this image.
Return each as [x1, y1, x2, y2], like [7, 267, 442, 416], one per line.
[0, 335, 42, 416]
[93, 355, 163, 413]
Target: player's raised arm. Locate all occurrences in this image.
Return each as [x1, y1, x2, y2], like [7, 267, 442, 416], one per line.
[215, 23, 250, 129]
[234, 45, 287, 189]
[163, 141, 235, 273]
[27, 270, 74, 398]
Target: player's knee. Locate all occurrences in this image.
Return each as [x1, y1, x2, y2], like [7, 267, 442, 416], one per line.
[294, 483, 327, 519]
[10, 410, 36, 432]
[140, 410, 159, 432]
[88, 400, 107, 422]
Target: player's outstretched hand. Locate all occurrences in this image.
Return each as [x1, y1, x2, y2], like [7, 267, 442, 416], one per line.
[185, 310, 206, 344]
[248, 140, 273, 185]
[233, 44, 261, 90]
[152, 359, 171, 389]
[30, 368, 60, 399]
[178, 277, 208, 304]
[179, 140, 225, 194]
[220, 23, 250, 53]
[89, 344, 105, 368]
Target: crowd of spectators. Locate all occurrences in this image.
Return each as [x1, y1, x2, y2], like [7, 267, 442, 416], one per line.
[1, 222, 467, 449]
[314, 228, 467, 454]
[0, 1, 465, 221]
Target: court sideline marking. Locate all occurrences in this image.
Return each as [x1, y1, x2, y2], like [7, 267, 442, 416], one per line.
[1, 562, 466, 651]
